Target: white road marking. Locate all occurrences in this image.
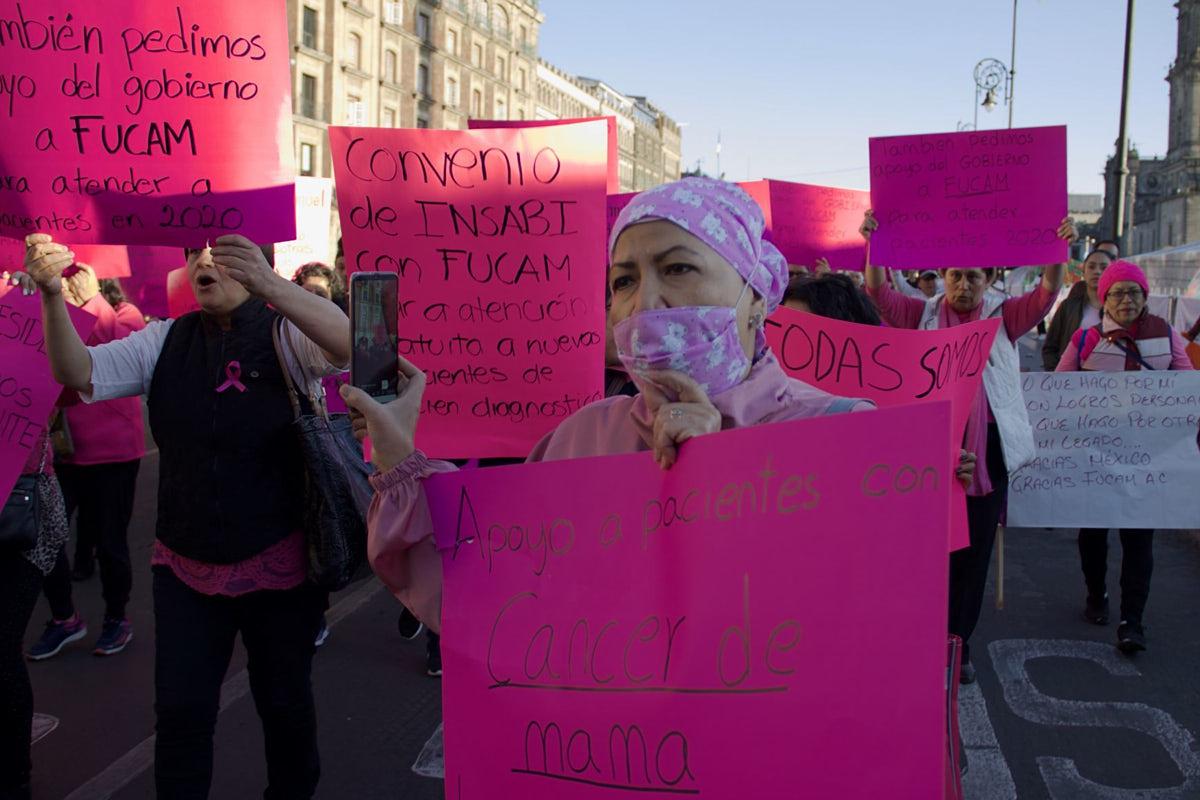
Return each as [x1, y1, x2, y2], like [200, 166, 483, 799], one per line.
[989, 638, 1200, 799]
[959, 681, 1018, 799]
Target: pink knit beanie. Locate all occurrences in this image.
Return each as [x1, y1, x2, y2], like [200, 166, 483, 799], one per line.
[1098, 260, 1149, 302]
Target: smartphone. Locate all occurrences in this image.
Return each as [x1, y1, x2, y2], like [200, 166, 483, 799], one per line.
[349, 273, 400, 404]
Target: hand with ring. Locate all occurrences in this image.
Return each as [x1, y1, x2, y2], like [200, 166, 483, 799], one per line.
[640, 370, 722, 470]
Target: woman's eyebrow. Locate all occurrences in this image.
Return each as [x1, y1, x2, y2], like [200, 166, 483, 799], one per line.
[652, 245, 703, 263]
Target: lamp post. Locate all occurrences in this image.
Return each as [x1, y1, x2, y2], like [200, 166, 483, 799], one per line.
[973, 58, 1012, 130]
[972, 0, 1018, 130]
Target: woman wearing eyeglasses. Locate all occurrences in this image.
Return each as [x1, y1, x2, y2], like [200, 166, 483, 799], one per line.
[1055, 260, 1194, 654]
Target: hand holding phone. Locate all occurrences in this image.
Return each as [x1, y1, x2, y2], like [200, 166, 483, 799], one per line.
[349, 273, 400, 404]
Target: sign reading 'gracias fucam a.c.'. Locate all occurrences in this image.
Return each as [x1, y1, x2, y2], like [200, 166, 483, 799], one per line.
[0, 1, 296, 247]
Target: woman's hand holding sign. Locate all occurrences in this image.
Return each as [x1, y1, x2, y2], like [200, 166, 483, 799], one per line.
[23, 234, 75, 296]
[340, 355, 425, 473]
[641, 370, 722, 471]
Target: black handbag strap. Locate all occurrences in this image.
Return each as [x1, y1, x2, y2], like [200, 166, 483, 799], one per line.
[271, 318, 326, 421]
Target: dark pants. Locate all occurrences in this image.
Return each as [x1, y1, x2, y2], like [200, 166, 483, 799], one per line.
[152, 567, 323, 800]
[45, 460, 140, 620]
[949, 424, 1008, 664]
[0, 556, 43, 794]
[1078, 528, 1155, 624]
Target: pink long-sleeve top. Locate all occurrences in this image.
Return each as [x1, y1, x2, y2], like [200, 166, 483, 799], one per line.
[58, 297, 147, 466]
[868, 279, 1057, 495]
[1054, 319, 1195, 372]
[366, 351, 874, 632]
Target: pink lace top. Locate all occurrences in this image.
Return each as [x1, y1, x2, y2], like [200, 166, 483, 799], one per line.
[151, 531, 307, 597]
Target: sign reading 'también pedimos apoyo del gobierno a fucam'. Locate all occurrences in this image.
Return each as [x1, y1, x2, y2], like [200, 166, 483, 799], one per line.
[868, 125, 1067, 270]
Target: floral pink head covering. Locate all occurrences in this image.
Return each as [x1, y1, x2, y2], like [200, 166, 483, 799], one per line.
[609, 177, 789, 314]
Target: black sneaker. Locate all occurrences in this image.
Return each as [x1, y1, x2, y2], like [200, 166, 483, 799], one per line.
[1083, 593, 1110, 625]
[426, 632, 442, 678]
[1117, 621, 1146, 654]
[397, 608, 424, 640]
[959, 660, 976, 685]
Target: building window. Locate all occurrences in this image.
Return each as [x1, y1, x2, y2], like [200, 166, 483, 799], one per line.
[302, 6, 318, 49]
[384, 50, 398, 84]
[417, 115, 430, 129]
[446, 28, 459, 57]
[519, 25, 528, 48]
[417, 62, 430, 96]
[299, 142, 315, 176]
[495, 97, 506, 120]
[417, 12, 431, 42]
[516, 67, 526, 92]
[346, 32, 362, 69]
[382, 108, 396, 127]
[300, 73, 317, 118]
[494, 6, 509, 38]
[471, 88, 482, 117]
[517, 107, 525, 120]
[496, 55, 506, 79]
[384, 0, 404, 26]
[471, 42, 483, 68]
[346, 95, 366, 125]
[446, 76, 460, 107]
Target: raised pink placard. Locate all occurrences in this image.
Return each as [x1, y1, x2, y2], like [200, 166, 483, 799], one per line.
[766, 179, 870, 270]
[66, 245, 131, 278]
[0, 0, 296, 247]
[330, 122, 608, 458]
[427, 402, 951, 799]
[868, 126, 1068, 269]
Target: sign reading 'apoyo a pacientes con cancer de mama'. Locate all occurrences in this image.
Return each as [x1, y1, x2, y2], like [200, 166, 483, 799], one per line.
[426, 403, 951, 800]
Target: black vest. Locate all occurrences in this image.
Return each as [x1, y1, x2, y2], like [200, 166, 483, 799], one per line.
[148, 299, 304, 564]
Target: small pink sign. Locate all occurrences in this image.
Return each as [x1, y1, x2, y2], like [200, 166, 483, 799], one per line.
[766, 180, 870, 270]
[869, 125, 1068, 269]
[0, 287, 97, 496]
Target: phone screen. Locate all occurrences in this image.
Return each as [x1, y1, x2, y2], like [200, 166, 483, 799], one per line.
[350, 273, 400, 403]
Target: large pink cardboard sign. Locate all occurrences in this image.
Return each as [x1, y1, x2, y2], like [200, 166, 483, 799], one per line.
[330, 122, 608, 458]
[0, 287, 97, 496]
[426, 403, 951, 799]
[868, 125, 1068, 269]
[765, 306, 1002, 551]
[470, 117, 620, 193]
[0, 0, 296, 247]
[66, 245, 131, 278]
[766, 180, 870, 270]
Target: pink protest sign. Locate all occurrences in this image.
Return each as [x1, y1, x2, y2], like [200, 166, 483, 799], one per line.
[868, 125, 1068, 269]
[68, 245, 131, 278]
[0, 236, 22, 272]
[765, 306, 1001, 551]
[471, 117, 620, 193]
[0, 287, 97, 496]
[123, 246, 183, 318]
[605, 192, 637, 240]
[766, 180, 870, 270]
[0, 0, 295, 247]
[330, 121, 608, 458]
[426, 403, 951, 799]
[165, 267, 199, 318]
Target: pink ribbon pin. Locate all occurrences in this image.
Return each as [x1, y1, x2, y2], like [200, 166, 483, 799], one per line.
[215, 361, 247, 393]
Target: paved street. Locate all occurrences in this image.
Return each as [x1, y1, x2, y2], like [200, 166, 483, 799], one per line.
[22, 333, 1200, 799]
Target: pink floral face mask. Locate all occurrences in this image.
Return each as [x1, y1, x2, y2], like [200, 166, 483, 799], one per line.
[613, 284, 752, 398]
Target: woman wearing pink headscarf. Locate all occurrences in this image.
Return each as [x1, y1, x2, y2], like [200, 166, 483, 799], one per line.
[1056, 260, 1193, 654]
[344, 178, 878, 631]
